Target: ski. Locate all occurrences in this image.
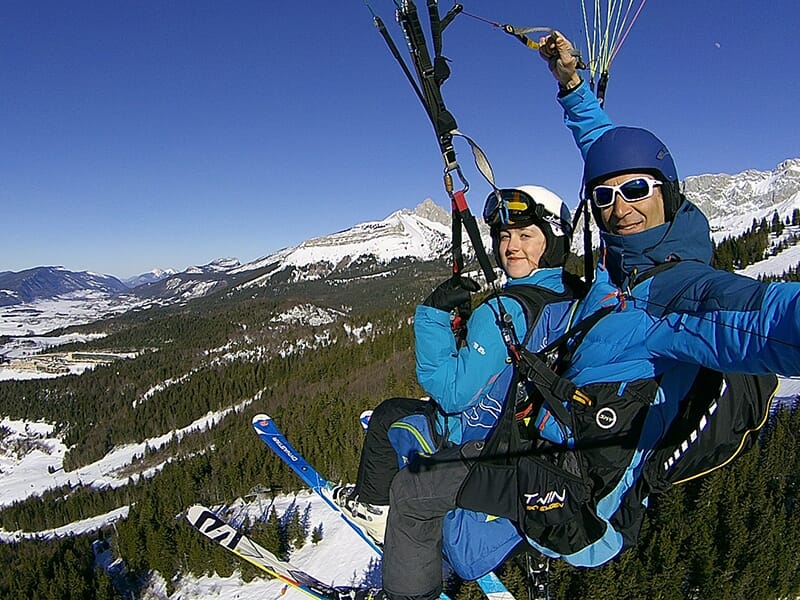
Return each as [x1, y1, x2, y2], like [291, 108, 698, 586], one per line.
[185, 504, 341, 599]
[252, 413, 382, 555]
[252, 413, 516, 600]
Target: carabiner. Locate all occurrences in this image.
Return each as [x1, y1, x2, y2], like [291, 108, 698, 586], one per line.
[444, 165, 469, 198]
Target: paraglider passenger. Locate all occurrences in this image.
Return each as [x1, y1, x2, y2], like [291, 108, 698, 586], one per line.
[336, 187, 582, 600]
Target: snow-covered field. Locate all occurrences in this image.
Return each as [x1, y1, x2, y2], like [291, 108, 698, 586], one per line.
[0, 290, 149, 380]
[0, 291, 147, 338]
[738, 239, 800, 279]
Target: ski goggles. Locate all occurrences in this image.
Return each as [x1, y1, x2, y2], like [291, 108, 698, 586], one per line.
[590, 177, 663, 208]
[483, 189, 546, 228]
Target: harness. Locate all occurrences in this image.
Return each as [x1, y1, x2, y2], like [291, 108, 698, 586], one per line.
[457, 283, 637, 557]
[456, 266, 779, 566]
[492, 275, 611, 440]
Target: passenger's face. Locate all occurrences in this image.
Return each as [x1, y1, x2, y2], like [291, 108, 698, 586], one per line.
[498, 224, 547, 279]
[596, 173, 666, 235]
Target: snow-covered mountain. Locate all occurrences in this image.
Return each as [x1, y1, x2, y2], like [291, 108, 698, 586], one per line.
[233, 199, 460, 286]
[0, 199, 467, 354]
[267, 199, 453, 273]
[0, 266, 128, 307]
[685, 158, 800, 241]
[122, 268, 177, 288]
[128, 199, 469, 302]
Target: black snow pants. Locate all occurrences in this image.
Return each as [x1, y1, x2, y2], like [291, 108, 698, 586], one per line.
[354, 397, 436, 504]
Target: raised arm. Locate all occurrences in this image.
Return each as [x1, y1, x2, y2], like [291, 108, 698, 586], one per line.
[538, 32, 613, 159]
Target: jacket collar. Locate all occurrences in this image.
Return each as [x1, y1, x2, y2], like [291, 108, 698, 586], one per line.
[600, 200, 713, 287]
[506, 267, 567, 293]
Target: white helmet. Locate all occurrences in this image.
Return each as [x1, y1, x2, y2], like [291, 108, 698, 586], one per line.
[483, 185, 573, 268]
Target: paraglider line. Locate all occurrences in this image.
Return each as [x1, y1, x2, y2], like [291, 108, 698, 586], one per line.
[608, 0, 648, 66]
[460, 9, 502, 29]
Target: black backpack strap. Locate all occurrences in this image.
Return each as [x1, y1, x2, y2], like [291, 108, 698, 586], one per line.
[497, 283, 576, 347]
[486, 283, 613, 429]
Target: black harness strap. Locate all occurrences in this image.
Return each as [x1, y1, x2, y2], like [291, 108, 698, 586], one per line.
[515, 305, 614, 422]
[495, 284, 617, 432]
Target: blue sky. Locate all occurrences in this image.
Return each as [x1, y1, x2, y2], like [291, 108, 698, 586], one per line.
[2, 1, 798, 279]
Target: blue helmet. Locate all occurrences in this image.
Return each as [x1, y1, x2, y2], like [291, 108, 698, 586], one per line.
[583, 127, 682, 225]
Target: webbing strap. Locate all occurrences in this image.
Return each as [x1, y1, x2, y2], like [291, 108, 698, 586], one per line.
[427, 0, 444, 59]
[397, 1, 456, 148]
[451, 189, 496, 280]
[517, 352, 576, 425]
[451, 196, 464, 274]
[501, 301, 616, 431]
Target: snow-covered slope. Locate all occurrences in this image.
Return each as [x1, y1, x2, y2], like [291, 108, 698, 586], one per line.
[234, 199, 466, 286]
[123, 268, 176, 288]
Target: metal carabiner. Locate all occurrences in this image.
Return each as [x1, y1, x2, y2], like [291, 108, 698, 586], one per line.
[444, 164, 469, 199]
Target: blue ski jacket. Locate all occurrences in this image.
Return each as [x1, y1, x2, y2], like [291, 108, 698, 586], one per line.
[414, 268, 576, 444]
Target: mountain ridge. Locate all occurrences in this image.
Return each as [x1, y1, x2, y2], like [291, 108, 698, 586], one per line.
[3, 159, 800, 308]
[686, 158, 800, 239]
[0, 266, 128, 308]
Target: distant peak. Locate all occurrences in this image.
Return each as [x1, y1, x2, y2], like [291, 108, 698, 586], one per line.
[777, 158, 800, 171]
[411, 198, 450, 225]
[209, 257, 240, 267]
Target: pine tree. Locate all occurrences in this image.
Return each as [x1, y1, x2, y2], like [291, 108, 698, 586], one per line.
[300, 503, 312, 540]
[311, 523, 324, 545]
[253, 506, 285, 558]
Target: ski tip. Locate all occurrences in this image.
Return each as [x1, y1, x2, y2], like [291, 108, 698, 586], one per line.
[186, 504, 209, 521]
[252, 413, 272, 427]
[359, 410, 373, 431]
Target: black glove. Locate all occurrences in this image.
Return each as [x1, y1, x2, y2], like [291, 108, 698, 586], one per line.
[422, 275, 480, 313]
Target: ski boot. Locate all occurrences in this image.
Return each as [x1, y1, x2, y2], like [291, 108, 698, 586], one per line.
[330, 483, 388, 545]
